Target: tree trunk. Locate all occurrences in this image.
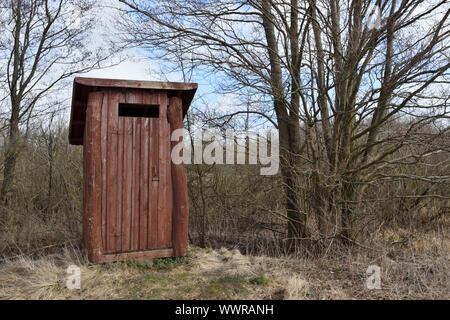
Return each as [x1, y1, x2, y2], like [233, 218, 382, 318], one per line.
[1, 117, 20, 206]
[278, 119, 308, 250]
[339, 180, 355, 241]
[262, 0, 308, 250]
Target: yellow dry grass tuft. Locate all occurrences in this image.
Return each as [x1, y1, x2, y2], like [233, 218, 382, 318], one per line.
[284, 274, 309, 300]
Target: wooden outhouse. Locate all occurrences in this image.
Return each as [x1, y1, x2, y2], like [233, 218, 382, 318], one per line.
[69, 77, 197, 263]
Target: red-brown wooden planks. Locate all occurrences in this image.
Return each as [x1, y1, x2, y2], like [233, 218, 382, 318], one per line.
[130, 90, 143, 251]
[157, 92, 173, 248]
[100, 92, 108, 251]
[139, 91, 151, 250]
[122, 90, 134, 252]
[99, 89, 177, 254]
[70, 78, 197, 146]
[83, 107, 89, 251]
[106, 88, 120, 253]
[72, 79, 198, 264]
[84, 92, 104, 262]
[168, 97, 190, 257]
[148, 92, 159, 249]
[116, 91, 126, 252]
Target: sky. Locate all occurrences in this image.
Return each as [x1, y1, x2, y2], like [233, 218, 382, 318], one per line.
[69, 0, 253, 124]
[12, 0, 448, 129]
[67, 0, 228, 118]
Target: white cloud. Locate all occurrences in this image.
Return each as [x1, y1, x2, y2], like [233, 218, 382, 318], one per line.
[81, 54, 161, 81]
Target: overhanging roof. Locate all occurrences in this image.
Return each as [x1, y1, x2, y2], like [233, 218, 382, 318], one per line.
[69, 77, 198, 145]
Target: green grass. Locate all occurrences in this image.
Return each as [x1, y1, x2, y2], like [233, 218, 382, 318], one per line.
[126, 260, 152, 270]
[124, 256, 186, 271]
[178, 272, 190, 279]
[203, 275, 248, 299]
[332, 266, 342, 273]
[249, 276, 271, 286]
[152, 257, 186, 270]
[145, 274, 164, 281]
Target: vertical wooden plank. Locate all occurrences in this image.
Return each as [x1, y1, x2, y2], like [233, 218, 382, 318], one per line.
[148, 92, 159, 249]
[122, 90, 133, 252]
[100, 91, 109, 251]
[84, 91, 104, 263]
[131, 90, 143, 251]
[106, 88, 119, 253]
[157, 91, 173, 248]
[116, 91, 125, 252]
[168, 96, 189, 257]
[139, 91, 151, 250]
[83, 114, 89, 251]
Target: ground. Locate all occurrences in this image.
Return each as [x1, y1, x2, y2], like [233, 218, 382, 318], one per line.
[0, 238, 448, 300]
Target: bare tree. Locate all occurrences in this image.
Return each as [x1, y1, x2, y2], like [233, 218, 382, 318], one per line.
[117, 0, 450, 248]
[0, 0, 114, 206]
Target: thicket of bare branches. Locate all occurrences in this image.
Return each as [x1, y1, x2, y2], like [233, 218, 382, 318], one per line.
[118, 0, 450, 250]
[0, 0, 114, 209]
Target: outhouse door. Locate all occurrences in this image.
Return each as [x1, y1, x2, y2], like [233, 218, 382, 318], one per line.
[91, 88, 173, 254]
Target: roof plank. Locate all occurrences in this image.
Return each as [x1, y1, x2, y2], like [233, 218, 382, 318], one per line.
[69, 77, 197, 145]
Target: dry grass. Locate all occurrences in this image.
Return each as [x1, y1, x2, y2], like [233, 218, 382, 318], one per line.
[0, 235, 448, 300]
